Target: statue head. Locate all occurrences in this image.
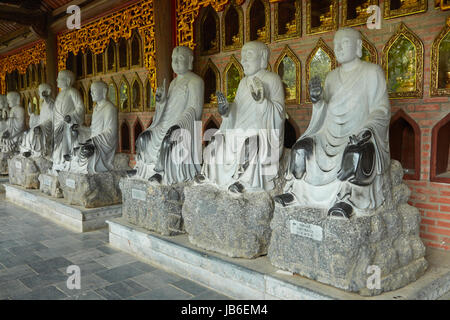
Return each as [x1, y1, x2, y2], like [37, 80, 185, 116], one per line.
[333, 28, 363, 65]
[6, 92, 20, 108]
[0, 95, 7, 109]
[241, 41, 270, 77]
[90, 81, 108, 103]
[57, 70, 75, 89]
[38, 83, 52, 100]
[171, 46, 194, 75]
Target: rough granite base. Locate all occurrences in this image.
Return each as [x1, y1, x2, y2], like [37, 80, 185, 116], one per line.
[268, 160, 428, 296]
[0, 151, 15, 175]
[8, 155, 52, 189]
[58, 171, 126, 208]
[183, 184, 274, 259]
[39, 173, 63, 198]
[120, 178, 187, 236]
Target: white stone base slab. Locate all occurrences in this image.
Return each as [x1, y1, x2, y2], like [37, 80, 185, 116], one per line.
[5, 184, 122, 232]
[108, 218, 450, 300]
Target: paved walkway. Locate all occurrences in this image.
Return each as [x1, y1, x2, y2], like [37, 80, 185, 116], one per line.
[0, 195, 231, 300]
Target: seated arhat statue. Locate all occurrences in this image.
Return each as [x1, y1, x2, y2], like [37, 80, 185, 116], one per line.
[196, 41, 285, 193]
[50, 70, 85, 173]
[20, 83, 54, 159]
[275, 28, 390, 218]
[131, 46, 204, 185]
[0, 92, 25, 153]
[64, 80, 118, 174]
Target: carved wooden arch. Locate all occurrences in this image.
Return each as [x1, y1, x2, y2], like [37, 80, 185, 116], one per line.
[197, 5, 220, 56]
[274, 0, 301, 42]
[431, 112, 450, 183]
[274, 44, 301, 104]
[130, 28, 144, 68]
[223, 54, 244, 102]
[144, 77, 154, 111]
[361, 32, 378, 64]
[131, 73, 144, 112]
[246, 0, 271, 44]
[389, 109, 421, 180]
[132, 117, 145, 154]
[305, 38, 336, 103]
[222, 0, 244, 52]
[119, 75, 131, 113]
[201, 59, 221, 106]
[382, 22, 424, 99]
[120, 120, 131, 153]
[430, 17, 450, 97]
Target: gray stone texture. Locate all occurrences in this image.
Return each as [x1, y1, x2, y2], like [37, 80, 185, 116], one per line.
[183, 184, 274, 259]
[0, 151, 16, 175]
[58, 171, 126, 208]
[39, 173, 63, 198]
[8, 155, 52, 189]
[268, 160, 428, 296]
[120, 178, 186, 236]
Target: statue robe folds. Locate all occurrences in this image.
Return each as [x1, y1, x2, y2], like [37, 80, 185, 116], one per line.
[21, 99, 54, 157]
[285, 61, 390, 211]
[134, 74, 204, 184]
[52, 88, 85, 172]
[202, 69, 285, 191]
[1, 105, 25, 152]
[68, 100, 118, 174]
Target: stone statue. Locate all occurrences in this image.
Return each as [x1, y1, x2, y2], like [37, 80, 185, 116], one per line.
[64, 80, 118, 174]
[51, 70, 85, 173]
[275, 28, 390, 218]
[196, 41, 285, 193]
[132, 46, 204, 184]
[0, 95, 9, 136]
[20, 84, 54, 158]
[0, 92, 25, 153]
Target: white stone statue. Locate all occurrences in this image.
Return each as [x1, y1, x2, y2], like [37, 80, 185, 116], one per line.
[132, 46, 204, 184]
[50, 70, 85, 173]
[0, 94, 9, 135]
[20, 83, 54, 158]
[64, 80, 118, 174]
[197, 41, 286, 193]
[275, 28, 391, 218]
[0, 91, 25, 153]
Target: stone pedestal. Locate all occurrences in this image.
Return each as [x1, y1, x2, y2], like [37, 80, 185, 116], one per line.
[8, 155, 52, 189]
[0, 151, 15, 175]
[183, 184, 274, 259]
[268, 161, 428, 296]
[58, 171, 126, 208]
[120, 178, 186, 236]
[39, 173, 63, 198]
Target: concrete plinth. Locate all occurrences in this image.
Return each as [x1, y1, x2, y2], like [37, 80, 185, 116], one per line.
[107, 218, 450, 300]
[5, 184, 122, 232]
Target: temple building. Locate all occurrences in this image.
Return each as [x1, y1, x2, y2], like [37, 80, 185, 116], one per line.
[0, 0, 449, 301]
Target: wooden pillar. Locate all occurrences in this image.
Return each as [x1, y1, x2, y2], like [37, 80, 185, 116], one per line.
[45, 29, 57, 96]
[153, 0, 175, 87]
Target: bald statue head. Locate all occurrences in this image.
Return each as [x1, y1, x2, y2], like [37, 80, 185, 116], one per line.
[241, 41, 270, 77]
[38, 83, 52, 100]
[171, 46, 194, 75]
[6, 92, 20, 108]
[333, 28, 363, 65]
[57, 70, 75, 90]
[90, 81, 108, 103]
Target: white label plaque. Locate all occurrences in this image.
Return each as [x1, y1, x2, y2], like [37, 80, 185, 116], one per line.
[131, 189, 146, 201]
[66, 179, 76, 189]
[15, 161, 22, 169]
[289, 220, 323, 241]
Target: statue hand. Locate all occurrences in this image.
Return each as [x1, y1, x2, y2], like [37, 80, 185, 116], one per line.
[216, 92, 229, 116]
[71, 123, 79, 133]
[349, 130, 372, 146]
[165, 125, 181, 145]
[155, 78, 167, 103]
[250, 77, 264, 104]
[80, 144, 95, 159]
[64, 115, 71, 123]
[33, 126, 42, 135]
[2, 130, 10, 139]
[309, 76, 323, 103]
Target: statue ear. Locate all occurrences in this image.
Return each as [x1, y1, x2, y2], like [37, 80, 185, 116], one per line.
[260, 51, 268, 69]
[356, 39, 363, 58]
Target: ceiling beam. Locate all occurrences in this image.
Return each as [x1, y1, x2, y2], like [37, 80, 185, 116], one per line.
[0, 4, 48, 38]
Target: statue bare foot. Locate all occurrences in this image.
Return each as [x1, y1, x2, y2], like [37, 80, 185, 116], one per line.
[328, 202, 353, 219]
[126, 169, 137, 177]
[228, 181, 245, 194]
[194, 174, 206, 184]
[149, 173, 162, 184]
[274, 193, 296, 207]
[63, 154, 71, 161]
[23, 151, 31, 158]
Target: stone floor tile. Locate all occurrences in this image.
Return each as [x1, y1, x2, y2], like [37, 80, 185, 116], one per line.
[13, 285, 67, 300]
[96, 264, 145, 283]
[28, 257, 73, 274]
[94, 252, 138, 268]
[191, 290, 232, 300]
[103, 279, 148, 299]
[0, 279, 32, 299]
[131, 284, 193, 300]
[172, 279, 209, 296]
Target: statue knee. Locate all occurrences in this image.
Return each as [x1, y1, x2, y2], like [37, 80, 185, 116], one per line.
[338, 140, 376, 186]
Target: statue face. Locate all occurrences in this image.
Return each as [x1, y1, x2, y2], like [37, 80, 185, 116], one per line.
[334, 32, 359, 65]
[91, 84, 106, 103]
[6, 94, 19, 108]
[57, 73, 70, 89]
[241, 44, 264, 77]
[171, 50, 191, 75]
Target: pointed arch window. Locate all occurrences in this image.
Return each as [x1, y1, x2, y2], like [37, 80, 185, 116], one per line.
[382, 23, 424, 99]
[145, 78, 154, 111]
[203, 116, 220, 146]
[306, 38, 336, 102]
[199, 6, 220, 55]
[66, 52, 76, 74]
[107, 39, 116, 72]
[275, 45, 301, 104]
[246, 0, 270, 43]
[119, 76, 130, 113]
[361, 34, 378, 64]
[86, 49, 94, 76]
[131, 74, 143, 112]
[431, 17, 450, 97]
[76, 50, 84, 79]
[108, 80, 118, 107]
[222, 1, 243, 52]
[95, 52, 104, 75]
[431, 113, 450, 183]
[130, 29, 143, 67]
[118, 37, 129, 70]
[202, 59, 220, 106]
[133, 120, 144, 154]
[389, 109, 420, 180]
[120, 121, 130, 153]
[223, 55, 244, 103]
[274, 0, 301, 41]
